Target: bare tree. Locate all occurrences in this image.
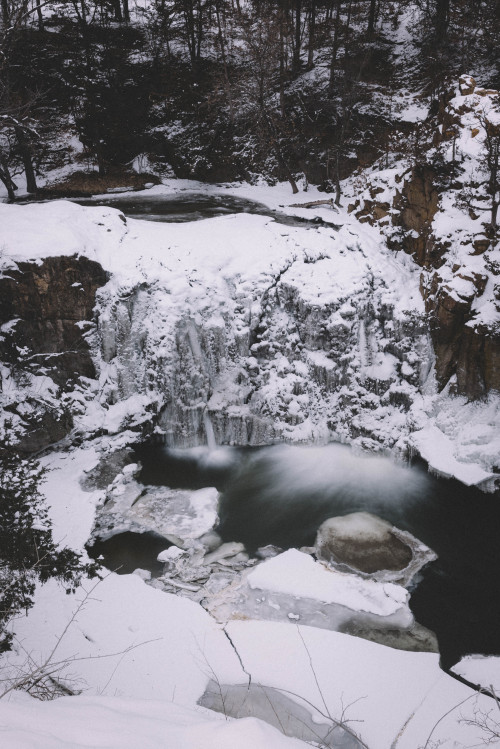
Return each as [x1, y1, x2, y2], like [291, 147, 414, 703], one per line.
[0, 0, 44, 198]
[479, 110, 500, 233]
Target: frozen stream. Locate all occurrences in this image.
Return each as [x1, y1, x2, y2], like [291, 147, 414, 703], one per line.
[75, 191, 342, 228]
[105, 442, 500, 673]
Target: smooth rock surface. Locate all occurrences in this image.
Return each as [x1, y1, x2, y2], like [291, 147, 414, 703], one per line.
[315, 511, 437, 586]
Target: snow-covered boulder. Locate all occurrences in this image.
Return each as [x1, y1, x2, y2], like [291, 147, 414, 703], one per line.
[315, 511, 436, 586]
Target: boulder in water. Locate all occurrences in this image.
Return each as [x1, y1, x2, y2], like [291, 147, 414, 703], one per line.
[315, 511, 436, 586]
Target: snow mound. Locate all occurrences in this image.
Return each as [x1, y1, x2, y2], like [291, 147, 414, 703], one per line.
[247, 548, 407, 617]
[0, 693, 308, 749]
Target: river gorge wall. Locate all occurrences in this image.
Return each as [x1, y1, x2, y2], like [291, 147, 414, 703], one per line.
[0, 197, 498, 488]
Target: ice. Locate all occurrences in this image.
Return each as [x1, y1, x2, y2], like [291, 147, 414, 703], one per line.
[315, 512, 437, 586]
[410, 424, 496, 488]
[0, 445, 490, 749]
[91, 468, 219, 544]
[1, 192, 498, 485]
[199, 681, 363, 748]
[453, 655, 500, 693]
[247, 549, 408, 617]
[204, 549, 438, 653]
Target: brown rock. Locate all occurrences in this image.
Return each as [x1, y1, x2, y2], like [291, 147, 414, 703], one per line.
[392, 166, 440, 265]
[471, 238, 490, 255]
[0, 256, 108, 389]
[422, 270, 500, 396]
[459, 75, 476, 96]
[315, 512, 413, 574]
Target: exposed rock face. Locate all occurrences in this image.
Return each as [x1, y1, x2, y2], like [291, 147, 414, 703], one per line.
[0, 255, 108, 451]
[0, 255, 108, 387]
[315, 511, 437, 586]
[421, 271, 500, 395]
[392, 166, 441, 266]
[6, 399, 74, 454]
[390, 167, 500, 397]
[346, 104, 500, 399]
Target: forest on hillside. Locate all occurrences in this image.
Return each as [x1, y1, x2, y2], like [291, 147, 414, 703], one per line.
[1, 0, 500, 200]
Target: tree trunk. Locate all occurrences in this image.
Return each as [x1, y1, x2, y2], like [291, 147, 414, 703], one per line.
[14, 126, 37, 193]
[334, 150, 341, 205]
[367, 0, 376, 34]
[36, 2, 45, 31]
[328, 0, 341, 93]
[279, 8, 286, 118]
[292, 0, 302, 71]
[112, 0, 123, 21]
[0, 157, 18, 202]
[307, 0, 316, 69]
[122, 0, 130, 22]
[1, 0, 9, 24]
[215, 0, 234, 122]
[490, 145, 499, 230]
[492, 198, 498, 231]
[435, 0, 449, 39]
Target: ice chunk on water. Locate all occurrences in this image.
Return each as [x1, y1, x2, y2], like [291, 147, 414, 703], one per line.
[248, 549, 408, 617]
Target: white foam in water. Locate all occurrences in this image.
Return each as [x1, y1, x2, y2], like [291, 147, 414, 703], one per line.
[247, 443, 431, 507]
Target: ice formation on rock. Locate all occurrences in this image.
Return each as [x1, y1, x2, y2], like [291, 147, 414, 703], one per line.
[315, 511, 437, 586]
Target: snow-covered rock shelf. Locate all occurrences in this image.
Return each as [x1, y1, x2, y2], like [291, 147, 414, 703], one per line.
[1, 185, 498, 488]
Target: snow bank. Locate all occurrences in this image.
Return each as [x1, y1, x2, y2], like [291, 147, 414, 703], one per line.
[227, 620, 498, 749]
[0, 693, 308, 749]
[453, 654, 500, 693]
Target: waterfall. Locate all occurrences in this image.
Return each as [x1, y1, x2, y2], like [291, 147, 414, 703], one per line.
[203, 409, 217, 451]
[186, 318, 217, 450]
[358, 318, 368, 383]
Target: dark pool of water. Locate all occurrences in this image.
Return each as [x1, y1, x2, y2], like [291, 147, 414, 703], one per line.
[75, 192, 341, 229]
[86, 530, 171, 576]
[135, 442, 500, 669]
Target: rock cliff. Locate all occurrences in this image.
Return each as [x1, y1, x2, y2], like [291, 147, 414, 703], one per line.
[0, 255, 108, 451]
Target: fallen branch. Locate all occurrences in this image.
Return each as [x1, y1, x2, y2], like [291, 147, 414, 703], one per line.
[287, 199, 338, 210]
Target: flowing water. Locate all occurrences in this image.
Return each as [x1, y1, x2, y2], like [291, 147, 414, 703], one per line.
[76, 192, 342, 228]
[134, 442, 500, 671]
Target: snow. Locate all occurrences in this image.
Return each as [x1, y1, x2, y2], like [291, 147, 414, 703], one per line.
[410, 424, 494, 486]
[38, 446, 104, 551]
[409, 390, 500, 490]
[225, 619, 499, 749]
[0, 184, 497, 487]
[0, 693, 308, 749]
[247, 548, 408, 617]
[453, 655, 500, 693]
[0, 176, 499, 745]
[3, 571, 243, 702]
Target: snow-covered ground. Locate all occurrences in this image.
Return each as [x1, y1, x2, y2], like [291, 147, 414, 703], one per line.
[0, 445, 498, 749]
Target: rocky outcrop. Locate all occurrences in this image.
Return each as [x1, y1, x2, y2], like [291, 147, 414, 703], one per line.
[421, 269, 499, 395]
[391, 166, 442, 266]
[0, 255, 108, 451]
[0, 255, 108, 387]
[345, 78, 500, 400]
